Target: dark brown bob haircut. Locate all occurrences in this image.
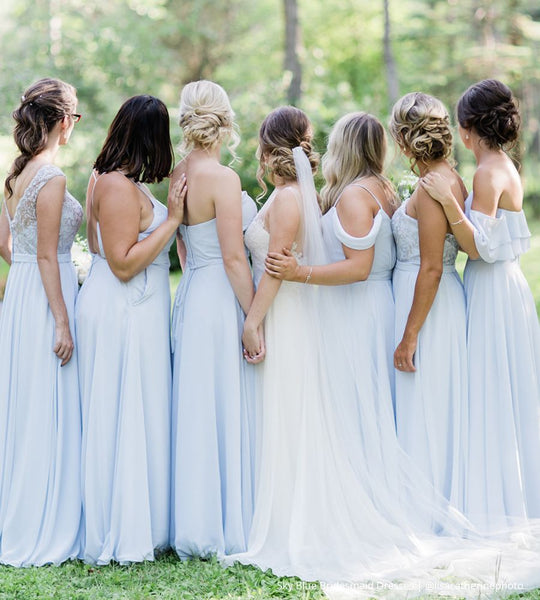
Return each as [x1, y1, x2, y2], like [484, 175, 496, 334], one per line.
[94, 95, 173, 184]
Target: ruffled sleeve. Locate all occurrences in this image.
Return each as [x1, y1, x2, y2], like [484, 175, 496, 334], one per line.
[332, 208, 383, 250]
[470, 209, 531, 263]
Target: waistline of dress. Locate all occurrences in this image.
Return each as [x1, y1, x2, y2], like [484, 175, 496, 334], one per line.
[394, 260, 456, 273]
[12, 252, 72, 264]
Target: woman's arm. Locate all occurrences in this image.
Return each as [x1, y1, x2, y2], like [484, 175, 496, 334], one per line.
[214, 169, 255, 315]
[420, 170, 498, 260]
[265, 186, 377, 284]
[97, 173, 186, 282]
[242, 188, 300, 356]
[36, 176, 75, 365]
[394, 189, 447, 372]
[0, 199, 12, 265]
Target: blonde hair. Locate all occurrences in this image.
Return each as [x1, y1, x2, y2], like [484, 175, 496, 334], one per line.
[320, 112, 396, 214]
[389, 92, 452, 173]
[256, 106, 319, 198]
[178, 80, 239, 159]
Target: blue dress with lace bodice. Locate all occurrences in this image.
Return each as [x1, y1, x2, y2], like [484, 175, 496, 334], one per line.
[0, 164, 83, 566]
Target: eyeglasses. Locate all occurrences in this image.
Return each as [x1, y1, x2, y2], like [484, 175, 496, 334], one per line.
[70, 113, 82, 123]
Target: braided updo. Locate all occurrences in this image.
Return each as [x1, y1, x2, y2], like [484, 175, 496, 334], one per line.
[457, 79, 520, 150]
[256, 106, 319, 196]
[389, 92, 452, 171]
[178, 80, 239, 158]
[5, 78, 76, 196]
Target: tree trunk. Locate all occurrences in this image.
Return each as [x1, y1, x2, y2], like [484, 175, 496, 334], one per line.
[383, 0, 399, 112]
[283, 0, 302, 106]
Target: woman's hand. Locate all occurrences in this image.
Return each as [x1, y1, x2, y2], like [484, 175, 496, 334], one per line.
[265, 247, 300, 281]
[244, 325, 266, 364]
[394, 334, 417, 372]
[167, 175, 187, 225]
[419, 172, 454, 208]
[242, 321, 265, 363]
[54, 322, 74, 366]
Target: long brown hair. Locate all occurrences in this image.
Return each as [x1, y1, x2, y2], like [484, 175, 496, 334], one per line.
[5, 78, 76, 196]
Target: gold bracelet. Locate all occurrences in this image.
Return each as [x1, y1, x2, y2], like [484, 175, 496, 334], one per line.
[304, 266, 313, 284]
[451, 217, 464, 226]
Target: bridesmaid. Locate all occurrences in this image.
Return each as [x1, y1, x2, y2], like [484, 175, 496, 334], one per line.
[389, 93, 468, 507]
[170, 80, 259, 559]
[0, 78, 82, 565]
[265, 111, 400, 457]
[421, 79, 540, 532]
[76, 95, 186, 564]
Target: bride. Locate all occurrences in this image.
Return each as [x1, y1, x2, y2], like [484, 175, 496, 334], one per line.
[226, 106, 540, 598]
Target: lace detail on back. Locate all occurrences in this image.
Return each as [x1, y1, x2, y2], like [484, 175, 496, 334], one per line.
[7, 164, 83, 255]
[392, 201, 458, 266]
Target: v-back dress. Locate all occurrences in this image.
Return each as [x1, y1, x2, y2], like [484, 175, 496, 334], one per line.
[392, 199, 468, 509]
[462, 194, 540, 532]
[76, 175, 173, 564]
[170, 191, 257, 558]
[0, 164, 83, 566]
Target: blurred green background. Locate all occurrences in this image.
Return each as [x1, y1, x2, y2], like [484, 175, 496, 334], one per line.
[0, 0, 539, 285]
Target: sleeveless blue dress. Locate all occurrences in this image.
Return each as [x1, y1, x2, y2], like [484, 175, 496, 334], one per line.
[392, 200, 468, 509]
[0, 164, 83, 566]
[170, 192, 257, 558]
[76, 176, 173, 564]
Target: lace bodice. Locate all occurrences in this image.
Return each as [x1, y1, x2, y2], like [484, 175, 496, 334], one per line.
[392, 201, 458, 266]
[6, 164, 83, 255]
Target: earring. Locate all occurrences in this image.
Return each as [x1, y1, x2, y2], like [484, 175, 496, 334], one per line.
[465, 134, 470, 140]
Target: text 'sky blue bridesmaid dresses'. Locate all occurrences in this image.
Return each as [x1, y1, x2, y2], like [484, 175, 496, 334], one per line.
[392, 199, 468, 509]
[0, 165, 83, 566]
[76, 177, 173, 564]
[170, 192, 256, 559]
[462, 193, 540, 532]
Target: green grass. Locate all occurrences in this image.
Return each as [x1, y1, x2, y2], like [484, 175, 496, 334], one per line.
[0, 554, 325, 600]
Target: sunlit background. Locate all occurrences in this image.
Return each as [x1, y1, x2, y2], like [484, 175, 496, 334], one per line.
[0, 0, 539, 300]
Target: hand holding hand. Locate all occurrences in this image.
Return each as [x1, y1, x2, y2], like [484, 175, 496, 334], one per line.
[54, 322, 74, 366]
[394, 335, 417, 372]
[242, 322, 265, 364]
[244, 325, 266, 364]
[265, 247, 300, 281]
[167, 175, 187, 225]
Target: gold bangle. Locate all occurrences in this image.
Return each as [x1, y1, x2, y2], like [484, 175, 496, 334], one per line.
[304, 266, 313, 284]
[451, 217, 464, 226]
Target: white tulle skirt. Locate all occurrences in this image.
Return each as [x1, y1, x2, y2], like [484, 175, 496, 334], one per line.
[225, 279, 540, 598]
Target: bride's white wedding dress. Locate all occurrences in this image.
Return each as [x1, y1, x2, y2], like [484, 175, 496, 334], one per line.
[225, 149, 540, 599]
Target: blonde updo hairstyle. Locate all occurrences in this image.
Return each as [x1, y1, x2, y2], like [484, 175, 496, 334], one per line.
[256, 106, 319, 198]
[178, 80, 239, 159]
[389, 92, 453, 173]
[321, 112, 396, 214]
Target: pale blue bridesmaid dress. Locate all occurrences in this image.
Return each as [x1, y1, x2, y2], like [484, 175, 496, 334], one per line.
[0, 164, 82, 566]
[462, 193, 540, 532]
[76, 175, 173, 564]
[392, 200, 468, 509]
[170, 192, 257, 559]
